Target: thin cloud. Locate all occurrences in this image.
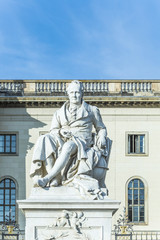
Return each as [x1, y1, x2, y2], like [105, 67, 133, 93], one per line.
[0, 0, 160, 79]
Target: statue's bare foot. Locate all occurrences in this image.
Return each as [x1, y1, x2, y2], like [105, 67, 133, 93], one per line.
[37, 177, 48, 188]
[50, 177, 60, 187]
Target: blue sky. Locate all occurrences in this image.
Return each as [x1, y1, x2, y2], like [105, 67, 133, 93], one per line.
[0, 0, 160, 79]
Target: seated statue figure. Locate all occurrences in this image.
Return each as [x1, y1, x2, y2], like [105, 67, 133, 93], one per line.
[30, 80, 110, 199]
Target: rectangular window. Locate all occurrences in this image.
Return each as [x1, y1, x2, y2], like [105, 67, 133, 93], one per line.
[0, 133, 18, 155]
[126, 132, 148, 156]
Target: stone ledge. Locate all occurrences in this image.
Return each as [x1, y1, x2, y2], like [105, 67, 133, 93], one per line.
[1, 95, 160, 108]
[17, 187, 120, 213]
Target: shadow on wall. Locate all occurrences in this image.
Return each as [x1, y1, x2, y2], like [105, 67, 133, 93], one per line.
[0, 103, 47, 196]
[0, 100, 47, 230]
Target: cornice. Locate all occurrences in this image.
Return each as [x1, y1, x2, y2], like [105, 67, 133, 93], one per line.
[0, 96, 160, 108]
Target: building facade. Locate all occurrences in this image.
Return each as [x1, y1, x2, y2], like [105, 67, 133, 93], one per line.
[0, 79, 160, 237]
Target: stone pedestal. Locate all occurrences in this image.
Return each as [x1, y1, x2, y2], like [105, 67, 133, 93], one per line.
[18, 187, 120, 240]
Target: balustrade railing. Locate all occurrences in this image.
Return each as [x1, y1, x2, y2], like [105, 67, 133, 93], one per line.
[35, 81, 109, 93]
[0, 80, 159, 96]
[35, 82, 67, 93]
[0, 82, 23, 94]
[83, 81, 109, 92]
[121, 82, 152, 93]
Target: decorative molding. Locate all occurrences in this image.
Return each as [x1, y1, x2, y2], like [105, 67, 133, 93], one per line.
[1, 96, 160, 108]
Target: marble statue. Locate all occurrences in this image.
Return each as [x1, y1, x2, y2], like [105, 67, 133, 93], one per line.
[30, 80, 110, 199]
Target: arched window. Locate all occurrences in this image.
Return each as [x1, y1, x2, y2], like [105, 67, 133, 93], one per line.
[127, 178, 145, 223]
[0, 178, 16, 224]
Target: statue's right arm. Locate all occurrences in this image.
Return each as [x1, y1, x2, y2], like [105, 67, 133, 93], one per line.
[49, 110, 71, 139]
[50, 111, 62, 135]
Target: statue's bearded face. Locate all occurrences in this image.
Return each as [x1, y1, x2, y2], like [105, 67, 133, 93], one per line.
[68, 84, 82, 105]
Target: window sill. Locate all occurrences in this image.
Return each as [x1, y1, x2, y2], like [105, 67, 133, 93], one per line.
[0, 153, 18, 156]
[130, 222, 148, 226]
[126, 153, 148, 157]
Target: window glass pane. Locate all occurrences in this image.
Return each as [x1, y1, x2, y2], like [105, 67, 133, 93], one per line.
[140, 189, 144, 204]
[11, 199, 16, 204]
[0, 189, 4, 195]
[5, 195, 10, 201]
[128, 181, 133, 188]
[134, 135, 139, 153]
[128, 135, 131, 153]
[0, 135, 4, 141]
[5, 189, 10, 195]
[0, 141, 4, 147]
[11, 146, 16, 153]
[11, 194, 15, 200]
[128, 188, 132, 194]
[128, 194, 132, 205]
[0, 146, 4, 153]
[11, 181, 15, 188]
[5, 147, 10, 153]
[5, 206, 10, 212]
[133, 179, 138, 188]
[133, 206, 138, 221]
[140, 135, 145, 153]
[140, 206, 144, 221]
[5, 180, 10, 188]
[11, 189, 16, 195]
[11, 135, 16, 153]
[140, 206, 144, 215]
[140, 216, 144, 221]
[0, 139, 4, 145]
[0, 180, 4, 188]
[0, 195, 4, 201]
[128, 207, 132, 222]
[11, 135, 16, 141]
[11, 206, 15, 211]
[5, 210, 9, 219]
[0, 136, 4, 152]
[134, 191, 138, 204]
[140, 181, 144, 188]
[5, 135, 10, 141]
[5, 199, 9, 204]
[140, 196, 144, 204]
[129, 135, 133, 153]
[6, 140, 10, 147]
[12, 141, 16, 147]
[140, 189, 144, 195]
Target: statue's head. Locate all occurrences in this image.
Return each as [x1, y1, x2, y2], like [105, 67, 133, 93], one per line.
[67, 80, 83, 105]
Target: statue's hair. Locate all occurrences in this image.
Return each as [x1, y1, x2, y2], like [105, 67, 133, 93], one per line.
[66, 80, 84, 94]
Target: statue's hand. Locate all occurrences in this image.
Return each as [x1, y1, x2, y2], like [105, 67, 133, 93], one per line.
[97, 136, 106, 149]
[60, 129, 72, 139]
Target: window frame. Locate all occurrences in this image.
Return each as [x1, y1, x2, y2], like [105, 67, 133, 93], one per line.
[0, 132, 19, 156]
[125, 131, 149, 156]
[125, 176, 148, 225]
[0, 177, 18, 225]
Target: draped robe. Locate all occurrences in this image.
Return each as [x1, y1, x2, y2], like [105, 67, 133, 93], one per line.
[30, 101, 108, 195]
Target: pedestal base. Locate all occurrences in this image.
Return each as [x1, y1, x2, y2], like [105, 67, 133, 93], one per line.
[18, 187, 120, 240]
